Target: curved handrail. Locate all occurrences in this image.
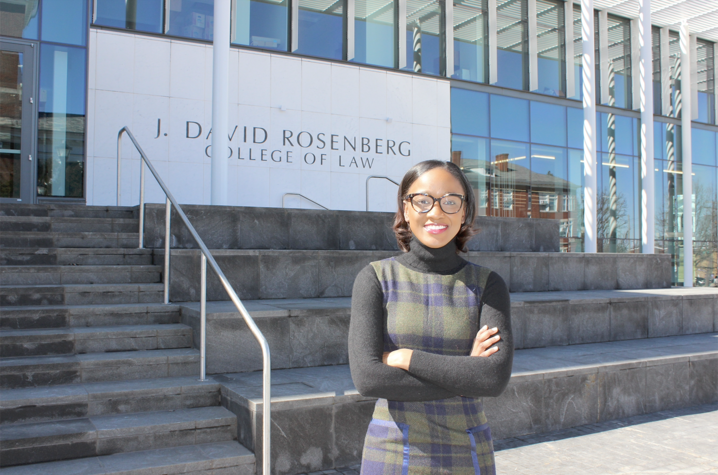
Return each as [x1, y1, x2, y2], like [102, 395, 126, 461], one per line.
[282, 193, 329, 210]
[117, 126, 271, 475]
[365, 175, 400, 211]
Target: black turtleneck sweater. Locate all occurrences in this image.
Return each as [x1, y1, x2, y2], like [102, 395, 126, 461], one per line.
[348, 238, 513, 402]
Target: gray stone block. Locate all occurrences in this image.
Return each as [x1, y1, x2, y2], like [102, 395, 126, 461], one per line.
[533, 219, 560, 252]
[617, 256, 651, 289]
[289, 315, 350, 368]
[585, 255, 617, 290]
[484, 378, 544, 440]
[568, 302, 611, 345]
[644, 361, 690, 413]
[548, 255, 585, 291]
[289, 212, 340, 251]
[499, 219, 534, 253]
[333, 400, 375, 468]
[543, 373, 599, 432]
[610, 300, 648, 341]
[520, 301, 570, 348]
[647, 297, 683, 338]
[597, 367, 646, 421]
[468, 221, 500, 252]
[509, 254, 550, 292]
[465, 253, 510, 284]
[682, 297, 715, 335]
[688, 357, 718, 405]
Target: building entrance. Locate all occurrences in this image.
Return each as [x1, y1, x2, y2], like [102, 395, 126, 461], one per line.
[0, 40, 36, 204]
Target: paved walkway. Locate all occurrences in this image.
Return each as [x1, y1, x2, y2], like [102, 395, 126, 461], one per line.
[307, 404, 718, 475]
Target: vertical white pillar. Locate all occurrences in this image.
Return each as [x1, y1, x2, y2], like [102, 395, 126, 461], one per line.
[291, 0, 299, 52]
[631, 18, 641, 110]
[639, 0, 654, 254]
[211, 0, 230, 205]
[598, 10, 608, 104]
[51, 50, 68, 197]
[528, 0, 538, 91]
[680, 21, 693, 287]
[346, 0, 355, 61]
[690, 34, 698, 120]
[660, 27, 670, 115]
[488, 0, 498, 84]
[564, 1, 575, 99]
[445, 0, 454, 77]
[715, 43, 718, 124]
[398, 0, 407, 68]
[582, 0, 597, 253]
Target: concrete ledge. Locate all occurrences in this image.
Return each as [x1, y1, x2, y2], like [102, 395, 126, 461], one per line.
[164, 250, 672, 301]
[142, 205, 560, 252]
[217, 333, 718, 475]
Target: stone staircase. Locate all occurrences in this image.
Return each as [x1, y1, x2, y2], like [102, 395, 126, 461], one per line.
[1, 203, 716, 475]
[0, 204, 254, 474]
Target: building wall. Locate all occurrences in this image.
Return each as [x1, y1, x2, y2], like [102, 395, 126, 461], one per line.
[87, 29, 451, 211]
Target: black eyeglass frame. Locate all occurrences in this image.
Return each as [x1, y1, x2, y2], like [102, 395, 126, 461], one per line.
[404, 193, 466, 214]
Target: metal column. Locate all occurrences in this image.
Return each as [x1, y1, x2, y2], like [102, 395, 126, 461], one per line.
[211, 0, 230, 205]
[582, 0, 597, 253]
[639, 0, 654, 254]
[680, 21, 693, 287]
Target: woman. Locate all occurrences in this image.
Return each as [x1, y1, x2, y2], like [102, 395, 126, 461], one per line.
[349, 160, 513, 474]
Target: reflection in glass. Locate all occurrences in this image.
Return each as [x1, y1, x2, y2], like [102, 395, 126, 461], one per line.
[495, 0, 526, 90]
[490, 95, 528, 142]
[568, 4, 581, 101]
[296, 0, 344, 60]
[696, 39, 715, 124]
[41, 0, 87, 45]
[530, 101, 566, 147]
[404, 0, 443, 76]
[452, 135, 490, 215]
[652, 27, 661, 115]
[597, 15, 631, 108]
[567, 149, 584, 248]
[0, 51, 23, 198]
[94, 0, 164, 33]
[668, 30, 681, 119]
[451, 89, 489, 137]
[535, 0, 565, 97]
[530, 145, 567, 223]
[0, 0, 38, 39]
[167, 0, 215, 40]
[692, 129, 717, 167]
[452, 0, 487, 82]
[599, 112, 633, 156]
[567, 106, 582, 149]
[234, 0, 289, 51]
[37, 45, 86, 198]
[599, 153, 634, 249]
[489, 140, 529, 217]
[354, 0, 395, 68]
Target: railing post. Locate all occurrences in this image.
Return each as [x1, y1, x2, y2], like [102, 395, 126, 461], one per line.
[139, 162, 146, 249]
[164, 197, 171, 304]
[200, 253, 207, 381]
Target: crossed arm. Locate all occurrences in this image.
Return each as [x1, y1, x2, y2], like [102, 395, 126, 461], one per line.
[348, 265, 514, 401]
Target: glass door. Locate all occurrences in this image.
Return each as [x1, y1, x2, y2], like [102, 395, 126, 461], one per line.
[1, 41, 36, 203]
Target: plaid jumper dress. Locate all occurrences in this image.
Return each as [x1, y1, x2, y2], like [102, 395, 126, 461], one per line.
[360, 257, 496, 475]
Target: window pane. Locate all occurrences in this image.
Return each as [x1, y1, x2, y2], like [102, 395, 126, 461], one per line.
[569, 4, 581, 101]
[599, 112, 633, 156]
[404, 0, 444, 76]
[692, 128, 717, 166]
[37, 44, 86, 198]
[599, 152, 635, 243]
[296, 0, 344, 60]
[530, 101, 566, 146]
[0, 0, 39, 39]
[696, 39, 715, 124]
[495, 0, 526, 90]
[451, 89, 489, 137]
[567, 149, 584, 241]
[652, 26, 661, 114]
[653, 121, 664, 159]
[567, 106, 582, 149]
[693, 164, 717, 245]
[452, 0, 487, 82]
[535, 0, 564, 97]
[41, 0, 87, 45]
[489, 139, 529, 217]
[668, 30, 681, 118]
[353, 0, 395, 68]
[490, 94, 528, 142]
[530, 144, 567, 222]
[600, 15, 631, 109]
[234, 0, 289, 51]
[451, 135, 490, 216]
[94, 0, 164, 33]
[167, 0, 215, 40]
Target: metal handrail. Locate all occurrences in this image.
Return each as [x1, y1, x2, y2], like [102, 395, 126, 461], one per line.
[117, 127, 271, 475]
[282, 193, 329, 210]
[366, 176, 400, 211]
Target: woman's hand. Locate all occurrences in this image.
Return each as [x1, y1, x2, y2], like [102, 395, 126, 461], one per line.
[382, 349, 414, 371]
[470, 325, 500, 357]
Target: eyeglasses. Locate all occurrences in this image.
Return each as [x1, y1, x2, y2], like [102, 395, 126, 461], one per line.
[404, 193, 465, 214]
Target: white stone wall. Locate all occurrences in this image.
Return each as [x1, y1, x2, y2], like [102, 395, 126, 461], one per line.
[87, 29, 451, 211]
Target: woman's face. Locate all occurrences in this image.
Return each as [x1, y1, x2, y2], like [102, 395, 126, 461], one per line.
[403, 167, 467, 249]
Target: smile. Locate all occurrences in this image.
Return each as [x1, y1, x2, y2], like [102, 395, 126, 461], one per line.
[424, 224, 449, 234]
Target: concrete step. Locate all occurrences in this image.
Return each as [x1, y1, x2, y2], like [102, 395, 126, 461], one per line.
[0, 376, 220, 425]
[0, 248, 153, 266]
[0, 406, 237, 468]
[0, 265, 162, 286]
[0, 348, 199, 389]
[0, 204, 136, 219]
[0, 231, 139, 249]
[165, 249, 671, 301]
[0, 216, 138, 234]
[0, 441, 254, 475]
[0, 303, 180, 330]
[178, 289, 718, 374]
[217, 333, 718, 475]
[0, 283, 164, 307]
[0, 324, 192, 357]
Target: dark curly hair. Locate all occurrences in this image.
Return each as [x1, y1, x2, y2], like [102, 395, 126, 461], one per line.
[393, 160, 477, 253]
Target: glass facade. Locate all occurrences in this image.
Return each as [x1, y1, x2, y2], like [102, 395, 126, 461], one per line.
[452, 0, 487, 82]
[297, 0, 345, 60]
[405, 0, 444, 76]
[354, 0, 395, 68]
[95, 0, 164, 34]
[0, 0, 39, 39]
[495, 0, 527, 90]
[696, 39, 715, 124]
[233, 0, 289, 51]
[535, 0, 565, 97]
